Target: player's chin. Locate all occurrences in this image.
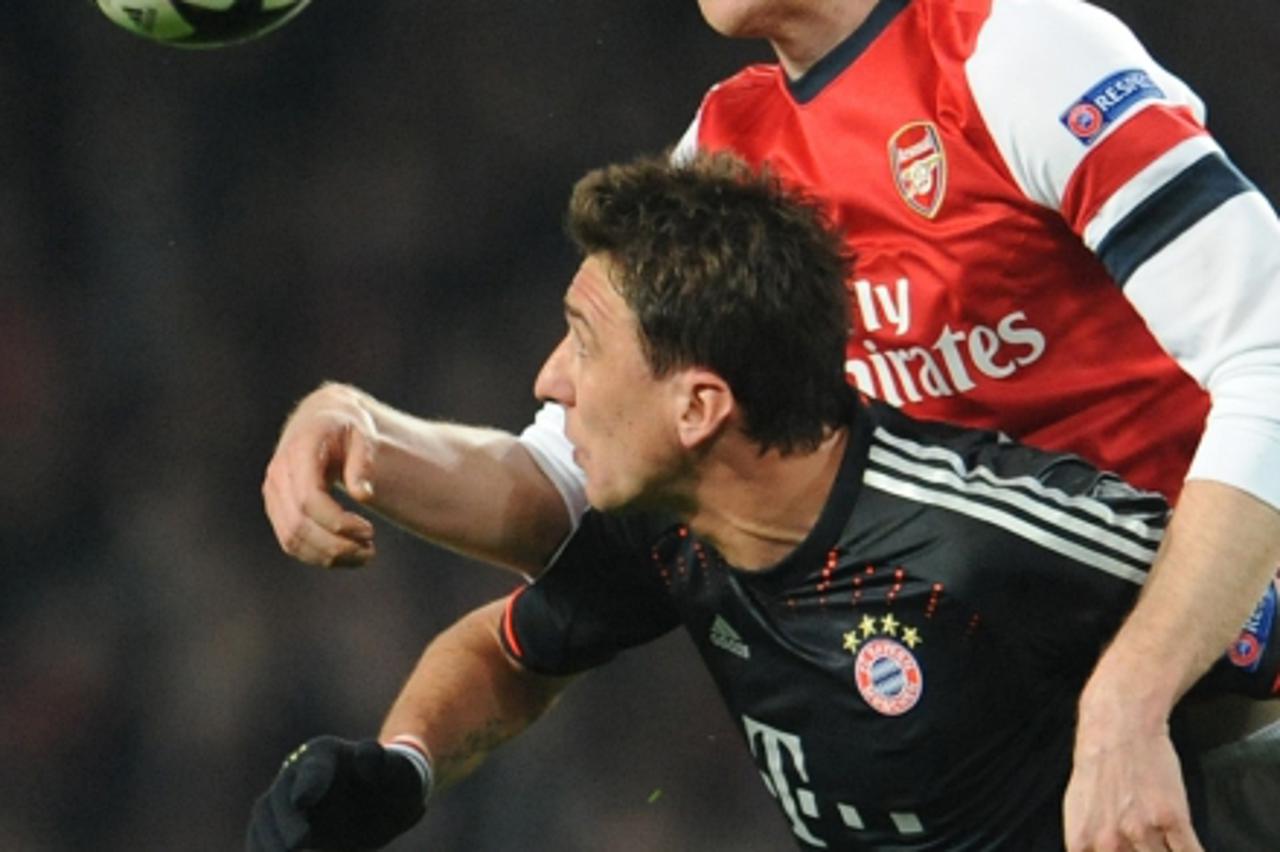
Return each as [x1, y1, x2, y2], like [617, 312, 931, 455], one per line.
[583, 473, 630, 513]
[696, 0, 773, 38]
[583, 480, 613, 512]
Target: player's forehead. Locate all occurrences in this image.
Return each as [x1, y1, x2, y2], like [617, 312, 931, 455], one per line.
[566, 255, 631, 329]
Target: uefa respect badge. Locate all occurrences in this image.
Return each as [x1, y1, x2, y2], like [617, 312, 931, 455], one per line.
[1060, 68, 1165, 146]
[1228, 582, 1278, 672]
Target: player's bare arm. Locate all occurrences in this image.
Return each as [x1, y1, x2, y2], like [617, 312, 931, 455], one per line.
[261, 382, 571, 575]
[379, 598, 574, 791]
[1066, 481, 1280, 852]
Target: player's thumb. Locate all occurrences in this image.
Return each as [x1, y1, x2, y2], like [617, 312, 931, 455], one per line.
[341, 424, 376, 504]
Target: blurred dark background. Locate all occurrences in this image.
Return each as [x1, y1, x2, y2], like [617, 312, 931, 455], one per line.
[0, 2, 1275, 850]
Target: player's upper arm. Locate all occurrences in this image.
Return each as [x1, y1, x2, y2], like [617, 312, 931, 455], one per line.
[498, 510, 682, 677]
[965, 0, 1206, 214]
[967, 0, 1280, 510]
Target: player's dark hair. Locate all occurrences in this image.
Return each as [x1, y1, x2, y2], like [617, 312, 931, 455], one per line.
[566, 152, 856, 454]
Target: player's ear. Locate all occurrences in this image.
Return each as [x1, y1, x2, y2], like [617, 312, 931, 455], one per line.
[673, 367, 733, 450]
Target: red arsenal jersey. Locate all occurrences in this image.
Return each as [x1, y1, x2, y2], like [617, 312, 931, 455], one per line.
[672, 0, 1280, 501]
[521, 0, 1280, 517]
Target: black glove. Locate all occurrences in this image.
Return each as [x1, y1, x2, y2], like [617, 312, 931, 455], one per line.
[246, 735, 428, 851]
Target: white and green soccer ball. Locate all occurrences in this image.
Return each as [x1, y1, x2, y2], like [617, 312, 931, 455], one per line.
[95, 0, 312, 48]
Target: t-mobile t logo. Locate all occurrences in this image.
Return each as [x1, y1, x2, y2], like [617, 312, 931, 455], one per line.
[742, 715, 826, 847]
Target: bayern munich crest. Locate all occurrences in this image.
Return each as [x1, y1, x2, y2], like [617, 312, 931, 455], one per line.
[888, 121, 947, 219]
[854, 637, 924, 716]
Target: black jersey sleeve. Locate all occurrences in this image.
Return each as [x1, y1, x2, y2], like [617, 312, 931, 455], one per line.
[500, 510, 682, 676]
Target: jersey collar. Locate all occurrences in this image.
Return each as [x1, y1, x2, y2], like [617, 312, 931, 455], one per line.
[786, 0, 911, 105]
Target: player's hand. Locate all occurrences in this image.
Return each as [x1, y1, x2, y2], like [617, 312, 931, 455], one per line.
[1064, 717, 1205, 852]
[246, 736, 428, 852]
[262, 384, 379, 568]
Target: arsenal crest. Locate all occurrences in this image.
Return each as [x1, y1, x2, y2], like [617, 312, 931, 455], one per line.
[888, 121, 947, 219]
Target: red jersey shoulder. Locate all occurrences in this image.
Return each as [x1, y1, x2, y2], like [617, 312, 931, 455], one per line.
[914, 0, 993, 58]
[702, 63, 781, 105]
[696, 63, 795, 166]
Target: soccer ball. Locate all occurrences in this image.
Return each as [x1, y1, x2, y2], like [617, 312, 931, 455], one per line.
[95, 0, 312, 48]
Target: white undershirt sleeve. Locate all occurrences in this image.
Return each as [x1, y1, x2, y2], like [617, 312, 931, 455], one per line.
[518, 401, 589, 529]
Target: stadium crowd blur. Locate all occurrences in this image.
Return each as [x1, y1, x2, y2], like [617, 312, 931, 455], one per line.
[1, 2, 1276, 849]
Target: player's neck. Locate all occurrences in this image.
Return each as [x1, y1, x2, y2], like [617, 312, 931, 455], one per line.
[768, 0, 879, 79]
[685, 428, 849, 571]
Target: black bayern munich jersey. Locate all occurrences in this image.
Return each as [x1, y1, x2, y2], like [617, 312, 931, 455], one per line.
[501, 399, 1276, 850]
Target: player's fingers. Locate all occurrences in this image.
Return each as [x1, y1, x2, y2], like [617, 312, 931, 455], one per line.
[264, 423, 333, 498]
[273, 508, 375, 568]
[245, 813, 279, 852]
[263, 457, 375, 548]
[299, 519, 376, 568]
[1140, 798, 1200, 852]
[351, 738, 386, 785]
[1161, 823, 1206, 852]
[273, 426, 376, 538]
[299, 488, 375, 544]
[245, 797, 273, 852]
[1129, 841, 1166, 852]
[340, 427, 377, 505]
[1119, 822, 1182, 852]
[290, 752, 338, 811]
[265, 789, 312, 851]
[272, 422, 350, 515]
[250, 772, 313, 852]
[265, 462, 372, 550]
[248, 794, 300, 852]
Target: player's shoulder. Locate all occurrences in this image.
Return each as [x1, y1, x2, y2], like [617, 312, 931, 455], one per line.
[967, 0, 1151, 71]
[862, 398, 1012, 468]
[700, 63, 782, 108]
[576, 507, 686, 557]
[976, 0, 1136, 38]
[861, 399, 1167, 513]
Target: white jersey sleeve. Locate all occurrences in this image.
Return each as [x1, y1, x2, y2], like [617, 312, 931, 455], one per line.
[671, 113, 701, 165]
[518, 402, 589, 529]
[966, 0, 1280, 509]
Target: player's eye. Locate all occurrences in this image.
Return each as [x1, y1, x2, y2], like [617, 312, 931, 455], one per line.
[568, 327, 589, 359]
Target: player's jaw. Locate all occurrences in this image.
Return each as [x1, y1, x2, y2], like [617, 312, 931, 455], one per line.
[697, 0, 865, 37]
[698, 0, 793, 37]
[698, 0, 876, 78]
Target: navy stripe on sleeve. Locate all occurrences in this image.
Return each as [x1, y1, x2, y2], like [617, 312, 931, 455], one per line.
[1096, 152, 1253, 286]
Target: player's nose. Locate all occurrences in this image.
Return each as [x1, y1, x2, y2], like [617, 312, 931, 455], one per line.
[533, 335, 575, 407]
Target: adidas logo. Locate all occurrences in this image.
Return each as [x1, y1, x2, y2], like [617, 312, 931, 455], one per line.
[709, 615, 750, 660]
